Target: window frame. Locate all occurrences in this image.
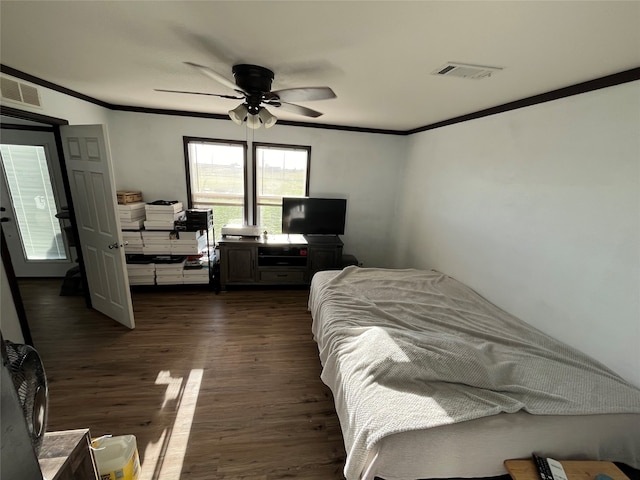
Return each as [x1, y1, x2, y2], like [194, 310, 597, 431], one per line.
[183, 136, 249, 222]
[252, 142, 311, 228]
[184, 137, 311, 233]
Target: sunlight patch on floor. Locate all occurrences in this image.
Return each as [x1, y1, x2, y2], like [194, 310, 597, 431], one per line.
[140, 368, 204, 480]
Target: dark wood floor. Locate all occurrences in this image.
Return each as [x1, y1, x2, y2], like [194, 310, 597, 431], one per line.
[18, 279, 346, 480]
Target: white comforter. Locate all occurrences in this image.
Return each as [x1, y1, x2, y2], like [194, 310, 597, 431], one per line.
[309, 267, 640, 480]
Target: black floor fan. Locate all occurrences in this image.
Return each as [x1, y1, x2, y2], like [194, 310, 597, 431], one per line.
[1, 338, 48, 455]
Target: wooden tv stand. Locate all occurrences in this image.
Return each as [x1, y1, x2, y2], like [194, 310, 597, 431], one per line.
[218, 234, 343, 288]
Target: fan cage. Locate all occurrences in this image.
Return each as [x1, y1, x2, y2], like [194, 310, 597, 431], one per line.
[3, 340, 49, 455]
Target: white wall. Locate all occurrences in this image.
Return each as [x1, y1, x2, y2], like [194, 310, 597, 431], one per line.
[394, 81, 640, 387]
[108, 112, 405, 267]
[1, 73, 111, 125]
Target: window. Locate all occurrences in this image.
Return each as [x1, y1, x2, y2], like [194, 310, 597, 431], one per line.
[254, 143, 310, 235]
[0, 144, 67, 261]
[185, 138, 310, 239]
[185, 138, 247, 241]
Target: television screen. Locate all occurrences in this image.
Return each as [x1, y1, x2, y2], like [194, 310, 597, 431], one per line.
[282, 197, 347, 235]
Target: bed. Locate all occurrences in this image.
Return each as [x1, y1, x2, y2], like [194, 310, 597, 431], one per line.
[308, 267, 640, 480]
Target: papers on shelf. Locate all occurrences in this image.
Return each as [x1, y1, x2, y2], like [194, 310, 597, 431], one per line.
[118, 202, 147, 223]
[125, 254, 210, 286]
[177, 230, 205, 240]
[120, 219, 145, 230]
[145, 201, 183, 213]
[144, 220, 176, 230]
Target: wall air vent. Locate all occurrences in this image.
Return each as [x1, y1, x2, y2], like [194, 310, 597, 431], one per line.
[1, 76, 42, 108]
[432, 62, 503, 80]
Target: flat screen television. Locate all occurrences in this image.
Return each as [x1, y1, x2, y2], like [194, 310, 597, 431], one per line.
[282, 197, 347, 235]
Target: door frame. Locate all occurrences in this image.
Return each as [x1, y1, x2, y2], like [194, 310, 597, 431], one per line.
[1, 227, 33, 346]
[1, 105, 90, 308]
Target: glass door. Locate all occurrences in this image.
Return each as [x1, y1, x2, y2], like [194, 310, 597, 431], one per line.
[0, 129, 74, 277]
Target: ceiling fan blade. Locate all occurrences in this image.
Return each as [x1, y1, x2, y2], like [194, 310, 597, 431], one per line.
[184, 61, 246, 94]
[272, 87, 336, 103]
[275, 102, 324, 118]
[154, 88, 243, 100]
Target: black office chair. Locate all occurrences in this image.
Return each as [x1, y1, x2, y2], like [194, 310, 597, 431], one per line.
[55, 208, 84, 296]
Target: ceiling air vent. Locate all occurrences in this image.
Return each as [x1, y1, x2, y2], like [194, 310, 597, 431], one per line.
[432, 62, 503, 80]
[1, 76, 42, 108]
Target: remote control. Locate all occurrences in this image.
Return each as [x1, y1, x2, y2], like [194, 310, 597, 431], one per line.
[532, 454, 568, 480]
[533, 454, 554, 480]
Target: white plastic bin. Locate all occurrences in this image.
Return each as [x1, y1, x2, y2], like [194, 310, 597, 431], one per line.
[91, 435, 140, 480]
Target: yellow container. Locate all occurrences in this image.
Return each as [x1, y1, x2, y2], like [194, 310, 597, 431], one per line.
[92, 435, 140, 480]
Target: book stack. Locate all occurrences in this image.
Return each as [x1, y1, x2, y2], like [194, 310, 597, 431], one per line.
[183, 264, 210, 284]
[118, 202, 146, 230]
[185, 253, 205, 268]
[171, 229, 208, 255]
[155, 257, 186, 285]
[183, 252, 210, 284]
[141, 231, 172, 255]
[126, 262, 156, 286]
[182, 250, 216, 284]
[122, 231, 144, 254]
[144, 201, 184, 230]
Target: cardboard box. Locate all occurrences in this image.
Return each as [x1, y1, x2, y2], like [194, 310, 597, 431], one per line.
[117, 191, 143, 205]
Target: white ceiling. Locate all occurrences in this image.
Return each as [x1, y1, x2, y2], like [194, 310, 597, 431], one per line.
[1, 1, 639, 132]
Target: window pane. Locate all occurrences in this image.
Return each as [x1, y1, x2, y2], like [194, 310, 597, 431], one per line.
[256, 146, 308, 234]
[1, 144, 67, 261]
[258, 205, 284, 235]
[187, 141, 245, 241]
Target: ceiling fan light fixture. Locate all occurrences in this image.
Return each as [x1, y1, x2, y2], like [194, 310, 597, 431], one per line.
[246, 113, 261, 130]
[258, 107, 277, 128]
[228, 104, 248, 125]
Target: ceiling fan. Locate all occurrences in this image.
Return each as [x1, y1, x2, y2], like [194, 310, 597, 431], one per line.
[156, 62, 336, 128]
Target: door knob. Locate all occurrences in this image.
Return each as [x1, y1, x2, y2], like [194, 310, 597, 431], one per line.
[108, 242, 119, 249]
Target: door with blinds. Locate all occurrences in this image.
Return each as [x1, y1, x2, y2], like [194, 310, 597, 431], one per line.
[0, 129, 75, 277]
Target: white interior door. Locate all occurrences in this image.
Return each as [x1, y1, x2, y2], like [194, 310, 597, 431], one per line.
[0, 130, 75, 277]
[60, 124, 135, 329]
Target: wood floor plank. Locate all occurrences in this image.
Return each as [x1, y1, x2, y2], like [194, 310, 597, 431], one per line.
[18, 279, 346, 480]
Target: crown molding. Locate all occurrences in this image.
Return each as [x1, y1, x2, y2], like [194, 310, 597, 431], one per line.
[3, 64, 639, 136]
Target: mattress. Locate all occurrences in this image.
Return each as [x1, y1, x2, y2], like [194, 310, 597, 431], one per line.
[309, 267, 640, 480]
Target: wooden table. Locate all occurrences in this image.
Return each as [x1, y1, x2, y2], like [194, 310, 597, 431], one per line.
[504, 460, 629, 480]
[38, 429, 99, 480]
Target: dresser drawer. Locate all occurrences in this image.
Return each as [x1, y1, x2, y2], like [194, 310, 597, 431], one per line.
[259, 269, 306, 283]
